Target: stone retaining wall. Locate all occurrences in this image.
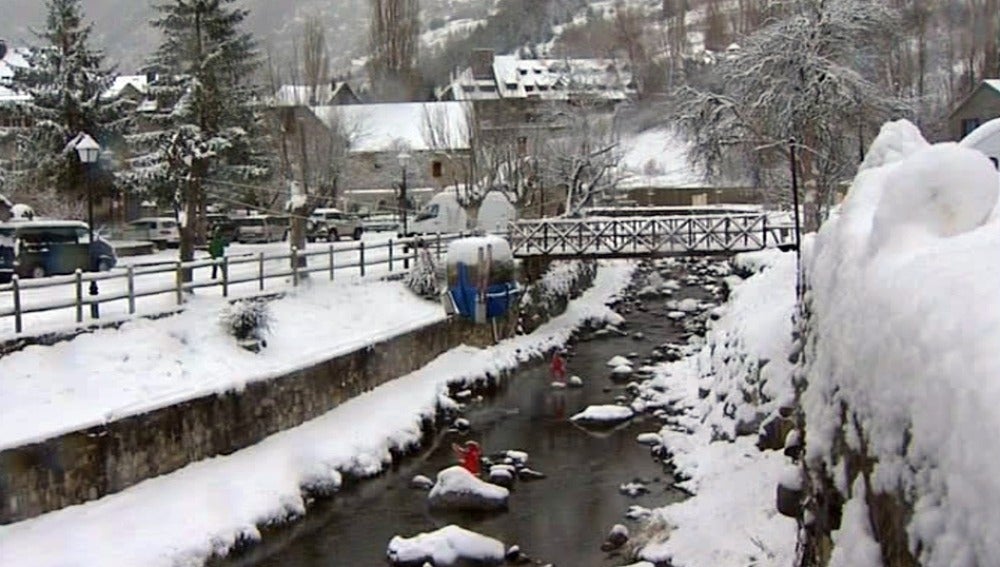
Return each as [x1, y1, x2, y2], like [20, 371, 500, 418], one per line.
[0, 262, 593, 525]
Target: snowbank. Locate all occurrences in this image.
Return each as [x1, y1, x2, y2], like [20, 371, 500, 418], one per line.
[803, 119, 1000, 567]
[387, 525, 505, 566]
[570, 404, 634, 424]
[0, 261, 636, 567]
[631, 251, 798, 566]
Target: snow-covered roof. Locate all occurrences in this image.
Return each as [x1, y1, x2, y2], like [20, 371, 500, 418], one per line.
[103, 75, 149, 99]
[0, 84, 30, 104]
[446, 54, 635, 102]
[0, 46, 29, 81]
[310, 102, 471, 153]
[984, 79, 1000, 94]
[273, 82, 357, 106]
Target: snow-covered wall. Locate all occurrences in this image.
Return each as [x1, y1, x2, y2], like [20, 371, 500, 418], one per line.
[799, 120, 1000, 567]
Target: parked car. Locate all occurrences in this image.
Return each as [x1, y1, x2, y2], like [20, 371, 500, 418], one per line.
[361, 213, 400, 233]
[0, 220, 117, 281]
[206, 213, 238, 244]
[233, 215, 289, 243]
[308, 208, 364, 241]
[127, 217, 180, 249]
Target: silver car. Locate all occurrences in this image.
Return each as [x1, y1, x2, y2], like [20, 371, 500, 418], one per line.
[308, 209, 363, 241]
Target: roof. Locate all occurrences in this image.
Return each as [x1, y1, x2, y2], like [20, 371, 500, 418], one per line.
[447, 54, 635, 102]
[273, 82, 359, 106]
[103, 75, 149, 99]
[950, 79, 1000, 120]
[985, 80, 1000, 94]
[310, 101, 471, 153]
[0, 47, 29, 81]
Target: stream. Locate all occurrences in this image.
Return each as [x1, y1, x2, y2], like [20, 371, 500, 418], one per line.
[220, 259, 723, 566]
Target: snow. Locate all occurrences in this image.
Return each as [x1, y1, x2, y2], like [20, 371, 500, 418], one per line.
[0, 280, 445, 450]
[628, 251, 798, 566]
[427, 466, 509, 510]
[869, 143, 998, 253]
[828, 479, 883, 567]
[446, 235, 513, 266]
[619, 128, 706, 189]
[960, 116, 1000, 160]
[311, 101, 470, 153]
[606, 354, 630, 367]
[570, 404, 634, 424]
[0, 260, 636, 567]
[802, 119, 1000, 567]
[387, 525, 505, 566]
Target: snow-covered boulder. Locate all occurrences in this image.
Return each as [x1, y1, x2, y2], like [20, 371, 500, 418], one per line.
[611, 364, 634, 379]
[571, 405, 634, 425]
[428, 466, 509, 511]
[410, 475, 434, 490]
[387, 525, 506, 566]
[567, 375, 584, 388]
[676, 298, 700, 312]
[606, 355, 630, 367]
[488, 465, 515, 488]
[601, 524, 630, 551]
[636, 433, 662, 446]
[869, 143, 999, 253]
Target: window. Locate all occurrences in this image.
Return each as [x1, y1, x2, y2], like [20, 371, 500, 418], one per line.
[432, 161, 443, 178]
[962, 118, 983, 137]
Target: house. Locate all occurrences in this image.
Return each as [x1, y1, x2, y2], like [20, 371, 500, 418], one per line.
[949, 80, 1000, 140]
[307, 101, 473, 209]
[273, 81, 362, 107]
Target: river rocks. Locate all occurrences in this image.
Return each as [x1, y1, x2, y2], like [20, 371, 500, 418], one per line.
[636, 432, 662, 446]
[632, 331, 646, 341]
[600, 524, 630, 552]
[410, 474, 435, 490]
[571, 405, 635, 426]
[387, 525, 505, 566]
[453, 417, 471, 432]
[428, 466, 509, 512]
[606, 355, 631, 367]
[625, 505, 652, 520]
[502, 450, 529, 467]
[619, 481, 649, 497]
[505, 545, 533, 565]
[567, 375, 584, 388]
[610, 364, 634, 380]
[488, 465, 515, 488]
[550, 381, 567, 389]
[517, 467, 547, 481]
[776, 472, 804, 519]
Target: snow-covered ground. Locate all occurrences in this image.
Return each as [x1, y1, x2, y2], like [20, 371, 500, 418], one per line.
[802, 120, 1000, 567]
[0, 274, 449, 450]
[619, 128, 705, 189]
[0, 260, 635, 567]
[632, 250, 799, 566]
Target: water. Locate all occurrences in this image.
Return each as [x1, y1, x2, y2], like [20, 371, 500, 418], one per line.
[221, 266, 712, 567]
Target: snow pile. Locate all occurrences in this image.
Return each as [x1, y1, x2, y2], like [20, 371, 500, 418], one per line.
[802, 119, 1000, 567]
[0, 261, 636, 567]
[446, 235, 512, 266]
[618, 128, 705, 189]
[630, 251, 798, 566]
[427, 466, 509, 511]
[387, 525, 505, 566]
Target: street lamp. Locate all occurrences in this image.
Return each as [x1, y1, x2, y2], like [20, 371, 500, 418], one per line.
[73, 132, 101, 319]
[397, 151, 411, 237]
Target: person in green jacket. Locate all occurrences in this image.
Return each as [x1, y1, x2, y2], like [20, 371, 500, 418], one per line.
[209, 227, 226, 279]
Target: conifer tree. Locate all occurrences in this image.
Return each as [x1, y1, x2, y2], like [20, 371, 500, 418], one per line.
[127, 0, 269, 277]
[14, 0, 126, 216]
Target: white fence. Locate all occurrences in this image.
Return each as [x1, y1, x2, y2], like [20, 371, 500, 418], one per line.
[0, 234, 460, 336]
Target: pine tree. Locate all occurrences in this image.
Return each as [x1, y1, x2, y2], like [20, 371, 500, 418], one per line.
[126, 0, 269, 278]
[13, 0, 126, 216]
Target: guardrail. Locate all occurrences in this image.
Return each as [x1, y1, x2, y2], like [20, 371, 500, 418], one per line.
[0, 233, 462, 336]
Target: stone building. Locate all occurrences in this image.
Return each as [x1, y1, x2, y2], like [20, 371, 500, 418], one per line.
[949, 80, 1000, 140]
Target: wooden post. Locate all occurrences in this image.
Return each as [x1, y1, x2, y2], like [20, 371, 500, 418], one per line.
[175, 261, 184, 305]
[388, 239, 394, 272]
[75, 269, 84, 324]
[221, 256, 229, 298]
[258, 252, 265, 291]
[436, 232, 442, 260]
[292, 247, 299, 287]
[329, 245, 335, 281]
[359, 241, 366, 277]
[127, 266, 136, 314]
[12, 276, 22, 334]
[762, 214, 769, 248]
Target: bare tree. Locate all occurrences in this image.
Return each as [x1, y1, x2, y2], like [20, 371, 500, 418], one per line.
[302, 17, 330, 106]
[368, 0, 420, 101]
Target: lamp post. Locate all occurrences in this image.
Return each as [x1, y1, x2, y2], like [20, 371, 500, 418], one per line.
[73, 133, 101, 319]
[398, 151, 411, 237]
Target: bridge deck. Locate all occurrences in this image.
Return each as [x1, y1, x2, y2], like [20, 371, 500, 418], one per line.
[509, 214, 795, 259]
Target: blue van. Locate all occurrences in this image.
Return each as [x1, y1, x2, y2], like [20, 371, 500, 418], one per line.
[0, 220, 117, 282]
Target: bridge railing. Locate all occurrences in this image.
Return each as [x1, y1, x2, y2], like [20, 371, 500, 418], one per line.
[509, 214, 795, 257]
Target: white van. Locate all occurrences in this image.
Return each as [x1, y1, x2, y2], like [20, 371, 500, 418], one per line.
[408, 192, 468, 236]
[127, 217, 180, 249]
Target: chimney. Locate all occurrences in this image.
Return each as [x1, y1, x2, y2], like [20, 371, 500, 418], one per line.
[471, 49, 495, 81]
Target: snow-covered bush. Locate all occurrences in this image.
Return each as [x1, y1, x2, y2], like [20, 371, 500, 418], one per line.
[219, 298, 272, 350]
[405, 244, 439, 298]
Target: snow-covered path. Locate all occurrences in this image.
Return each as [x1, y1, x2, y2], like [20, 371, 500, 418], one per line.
[0, 261, 635, 567]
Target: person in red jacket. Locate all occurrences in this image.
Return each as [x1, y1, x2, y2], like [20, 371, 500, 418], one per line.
[452, 440, 482, 475]
[550, 350, 567, 383]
